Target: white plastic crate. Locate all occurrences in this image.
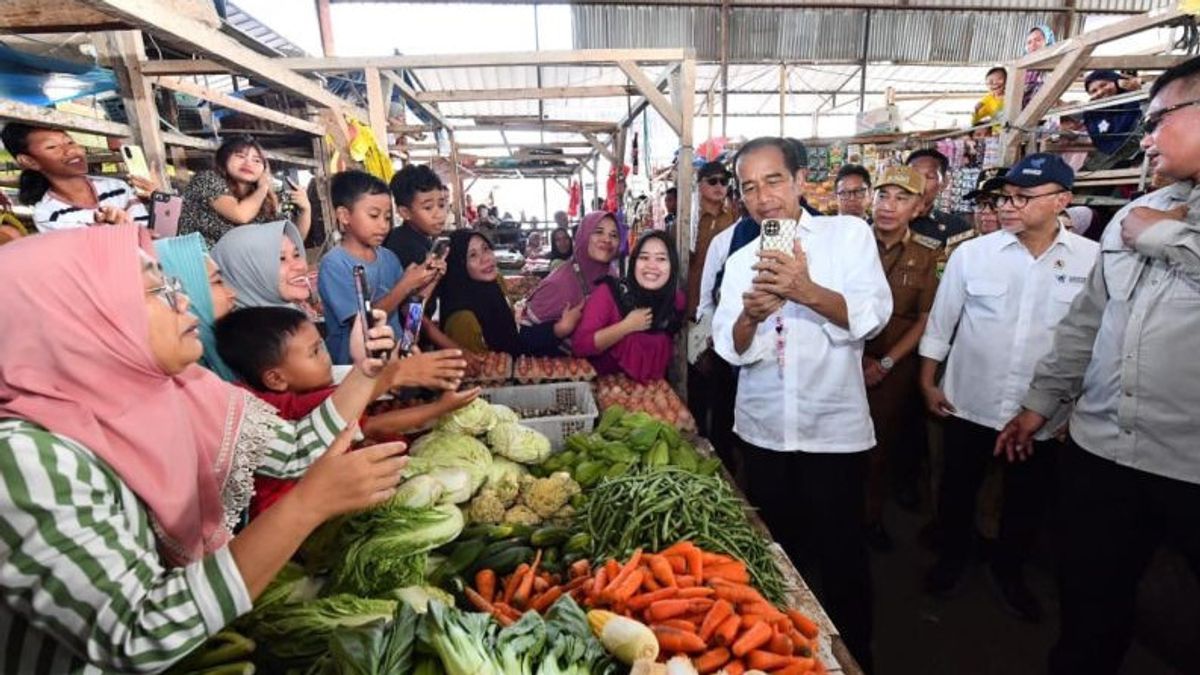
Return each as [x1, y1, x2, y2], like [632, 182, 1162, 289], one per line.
[481, 382, 598, 451]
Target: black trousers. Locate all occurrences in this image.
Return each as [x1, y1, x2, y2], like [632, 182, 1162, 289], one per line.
[740, 439, 873, 672]
[688, 352, 737, 473]
[1049, 440, 1200, 675]
[936, 417, 1058, 578]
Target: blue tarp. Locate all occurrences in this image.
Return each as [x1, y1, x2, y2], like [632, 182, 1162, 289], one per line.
[0, 44, 116, 106]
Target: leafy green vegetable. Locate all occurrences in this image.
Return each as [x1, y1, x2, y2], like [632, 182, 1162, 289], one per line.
[305, 602, 419, 675]
[406, 432, 493, 493]
[435, 397, 498, 435]
[420, 601, 500, 675]
[495, 610, 546, 675]
[487, 422, 552, 465]
[252, 562, 324, 611]
[243, 594, 397, 664]
[491, 404, 520, 425]
[393, 474, 446, 509]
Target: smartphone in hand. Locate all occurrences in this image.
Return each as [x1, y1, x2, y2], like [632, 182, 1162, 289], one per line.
[120, 144, 151, 179]
[352, 265, 390, 360]
[759, 218, 799, 253]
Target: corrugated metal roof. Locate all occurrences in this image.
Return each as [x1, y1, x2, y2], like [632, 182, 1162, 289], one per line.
[223, 2, 309, 57]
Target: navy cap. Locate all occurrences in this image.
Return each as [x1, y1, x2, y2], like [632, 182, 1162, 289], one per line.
[999, 153, 1074, 190]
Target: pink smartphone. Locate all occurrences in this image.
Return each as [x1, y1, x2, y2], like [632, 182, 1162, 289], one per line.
[149, 192, 182, 237]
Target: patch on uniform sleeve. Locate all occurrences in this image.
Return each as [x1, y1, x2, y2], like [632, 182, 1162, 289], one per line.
[946, 230, 977, 247]
[912, 233, 943, 250]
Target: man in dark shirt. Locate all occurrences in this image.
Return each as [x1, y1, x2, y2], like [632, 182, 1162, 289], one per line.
[906, 149, 975, 251]
[1081, 69, 1144, 170]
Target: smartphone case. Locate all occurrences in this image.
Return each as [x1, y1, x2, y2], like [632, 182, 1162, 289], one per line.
[149, 192, 182, 237]
[759, 218, 799, 252]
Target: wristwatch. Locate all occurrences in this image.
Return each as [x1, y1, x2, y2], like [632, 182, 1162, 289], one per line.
[879, 356, 895, 371]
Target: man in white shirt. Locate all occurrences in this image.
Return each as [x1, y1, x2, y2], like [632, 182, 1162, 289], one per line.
[713, 137, 892, 669]
[918, 153, 1099, 622]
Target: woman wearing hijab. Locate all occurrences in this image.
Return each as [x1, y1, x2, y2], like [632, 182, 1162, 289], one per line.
[437, 230, 521, 355]
[211, 220, 311, 309]
[155, 232, 240, 381]
[519, 210, 620, 355]
[1022, 24, 1057, 107]
[548, 226, 573, 272]
[572, 231, 684, 382]
[0, 226, 408, 672]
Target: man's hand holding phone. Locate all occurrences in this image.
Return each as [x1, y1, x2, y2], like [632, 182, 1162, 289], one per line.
[753, 239, 816, 305]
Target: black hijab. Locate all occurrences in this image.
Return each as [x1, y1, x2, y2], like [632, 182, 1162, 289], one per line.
[602, 230, 682, 334]
[438, 230, 521, 354]
[549, 227, 573, 261]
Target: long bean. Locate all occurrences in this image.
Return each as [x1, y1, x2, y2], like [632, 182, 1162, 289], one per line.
[576, 467, 788, 603]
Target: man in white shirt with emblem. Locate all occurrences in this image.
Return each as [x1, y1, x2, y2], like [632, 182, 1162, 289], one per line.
[714, 137, 892, 669]
[918, 153, 1099, 622]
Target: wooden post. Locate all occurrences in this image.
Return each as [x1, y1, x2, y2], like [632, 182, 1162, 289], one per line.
[311, 135, 336, 257]
[315, 0, 335, 57]
[719, 0, 730, 138]
[1000, 61, 1027, 166]
[364, 67, 389, 155]
[779, 63, 787, 136]
[674, 57, 697, 399]
[98, 31, 168, 186]
[448, 132, 466, 229]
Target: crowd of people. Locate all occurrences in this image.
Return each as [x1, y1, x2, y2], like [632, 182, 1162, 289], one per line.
[0, 44, 1196, 674]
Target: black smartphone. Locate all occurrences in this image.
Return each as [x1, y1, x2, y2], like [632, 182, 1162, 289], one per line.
[352, 265, 390, 360]
[432, 238, 450, 259]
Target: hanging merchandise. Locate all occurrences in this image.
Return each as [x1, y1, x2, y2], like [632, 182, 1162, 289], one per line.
[568, 180, 582, 218]
[605, 164, 631, 214]
[346, 118, 395, 183]
[631, 133, 640, 175]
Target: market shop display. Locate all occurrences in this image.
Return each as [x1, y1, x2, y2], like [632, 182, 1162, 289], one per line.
[516, 355, 598, 384]
[594, 375, 698, 432]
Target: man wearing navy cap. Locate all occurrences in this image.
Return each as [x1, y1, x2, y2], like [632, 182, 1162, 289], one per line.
[919, 153, 1099, 621]
[907, 148, 975, 252]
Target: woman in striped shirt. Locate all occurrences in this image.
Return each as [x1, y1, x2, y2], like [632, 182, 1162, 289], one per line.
[0, 226, 408, 673]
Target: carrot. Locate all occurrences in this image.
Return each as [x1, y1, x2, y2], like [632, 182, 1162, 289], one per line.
[504, 564, 529, 604]
[676, 587, 715, 599]
[604, 558, 621, 580]
[610, 569, 644, 603]
[529, 586, 564, 613]
[684, 546, 703, 579]
[787, 609, 820, 640]
[665, 554, 688, 574]
[646, 598, 694, 622]
[769, 631, 795, 656]
[704, 561, 750, 584]
[641, 572, 662, 592]
[741, 614, 765, 629]
[627, 587, 678, 611]
[648, 554, 678, 587]
[693, 646, 731, 674]
[474, 569, 496, 604]
[771, 658, 817, 675]
[601, 548, 643, 599]
[675, 574, 697, 587]
[660, 541, 695, 556]
[745, 650, 806, 671]
[532, 576, 549, 594]
[568, 559, 591, 579]
[722, 659, 746, 675]
[650, 625, 707, 654]
[739, 601, 786, 621]
[714, 614, 741, 646]
[656, 618, 699, 632]
[493, 601, 522, 622]
[710, 580, 766, 605]
[787, 628, 811, 652]
[513, 550, 542, 608]
[466, 587, 514, 626]
[731, 621, 773, 657]
[698, 599, 734, 643]
[701, 551, 736, 566]
[590, 567, 609, 601]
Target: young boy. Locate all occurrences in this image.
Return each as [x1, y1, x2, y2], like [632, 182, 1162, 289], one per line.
[214, 305, 476, 518]
[383, 165, 459, 350]
[319, 170, 441, 364]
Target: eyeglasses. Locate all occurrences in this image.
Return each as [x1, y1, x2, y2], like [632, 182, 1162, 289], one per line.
[836, 188, 869, 199]
[702, 176, 730, 187]
[995, 190, 1067, 209]
[974, 200, 998, 212]
[147, 275, 187, 313]
[1141, 98, 1200, 135]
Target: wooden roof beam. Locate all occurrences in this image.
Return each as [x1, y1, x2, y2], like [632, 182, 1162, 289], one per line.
[416, 85, 636, 103]
[150, 76, 326, 135]
[617, 61, 684, 136]
[1016, 5, 1184, 69]
[381, 69, 451, 131]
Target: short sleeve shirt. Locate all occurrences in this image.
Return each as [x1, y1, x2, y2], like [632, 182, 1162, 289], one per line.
[318, 245, 405, 365]
[866, 231, 941, 358]
[32, 176, 149, 232]
[177, 170, 273, 247]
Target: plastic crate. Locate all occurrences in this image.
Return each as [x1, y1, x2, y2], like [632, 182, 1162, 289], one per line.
[481, 382, 598, 451]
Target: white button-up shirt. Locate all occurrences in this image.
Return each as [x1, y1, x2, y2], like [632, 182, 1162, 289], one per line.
[713, 212, 892, 453]
[919, 227, 1099, 438]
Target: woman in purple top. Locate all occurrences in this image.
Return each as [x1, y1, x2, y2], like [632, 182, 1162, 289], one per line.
[572, 230, 684, 382]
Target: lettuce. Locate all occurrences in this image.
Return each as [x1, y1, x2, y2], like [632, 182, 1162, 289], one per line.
[435, 398, 498, 436]
[406, 432, 493, 493]
[487, 423, 552, 465]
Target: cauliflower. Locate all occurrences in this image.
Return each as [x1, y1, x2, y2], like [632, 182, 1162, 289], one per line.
[484, 456, 526, 508]
[548, 504, 576, 524]
[466, 490, 507, 524]
[502, 504, 542, 526]
[521, 472, 581, 518]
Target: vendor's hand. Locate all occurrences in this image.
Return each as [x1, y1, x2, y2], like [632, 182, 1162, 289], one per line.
[390, 348, 467, 391]
[94, 206, 133, 227]
[995, 409, 1048, 463]
[741, 289, 784, 323]
[293, 426, 408, 521]
[863, 356, 888, 388]
[349, 309, 396, 376]
[399, 261, 440, 297]
[622, 307, 654, 333]
[1122, 204, 1187, 248]
[753, 240, 817, 305]
[554, 300, 584, 338]
[921, 383, 956, 417]
[128, 166, 162, 199]
[436, 386, 481, 412]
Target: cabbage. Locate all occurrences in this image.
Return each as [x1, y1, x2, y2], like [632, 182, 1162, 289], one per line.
[426, 467, 474, 504]
[436, 398, 498, 435]
[394, 474, 446, 509]
[487, 422, 552, 465]
[491, 404, 520, 424]
[406, 432, 493, 493]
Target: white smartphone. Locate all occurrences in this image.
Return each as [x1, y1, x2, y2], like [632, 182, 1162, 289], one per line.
[120, 144, 150, 179]
[759, 218, 799, 253]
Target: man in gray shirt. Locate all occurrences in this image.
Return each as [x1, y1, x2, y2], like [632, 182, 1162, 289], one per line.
[996, 57, 1200, 674]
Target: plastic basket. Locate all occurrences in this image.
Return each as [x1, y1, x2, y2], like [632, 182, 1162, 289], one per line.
[481, 382, 598, 451]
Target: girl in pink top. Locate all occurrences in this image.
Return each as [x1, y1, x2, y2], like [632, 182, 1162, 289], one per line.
[572, 231, 685, 382]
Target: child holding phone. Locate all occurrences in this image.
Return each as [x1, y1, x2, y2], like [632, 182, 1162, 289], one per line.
[318, 170, 442, 364]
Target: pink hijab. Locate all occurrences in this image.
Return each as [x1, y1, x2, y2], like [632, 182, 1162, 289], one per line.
[524, 210, 617, 324]
[0, 226, 245, 566]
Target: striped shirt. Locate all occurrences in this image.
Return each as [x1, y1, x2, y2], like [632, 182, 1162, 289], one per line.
[0, 393, 346, 673]
[32, 176, 150, 232]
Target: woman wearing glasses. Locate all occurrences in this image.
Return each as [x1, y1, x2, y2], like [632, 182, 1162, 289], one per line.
[0, 226, 407, 672]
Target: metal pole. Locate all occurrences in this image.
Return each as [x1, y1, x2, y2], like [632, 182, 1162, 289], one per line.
[859, 10, 871, 113]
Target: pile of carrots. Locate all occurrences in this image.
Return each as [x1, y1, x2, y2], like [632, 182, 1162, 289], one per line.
[463, 541, 826, 675]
